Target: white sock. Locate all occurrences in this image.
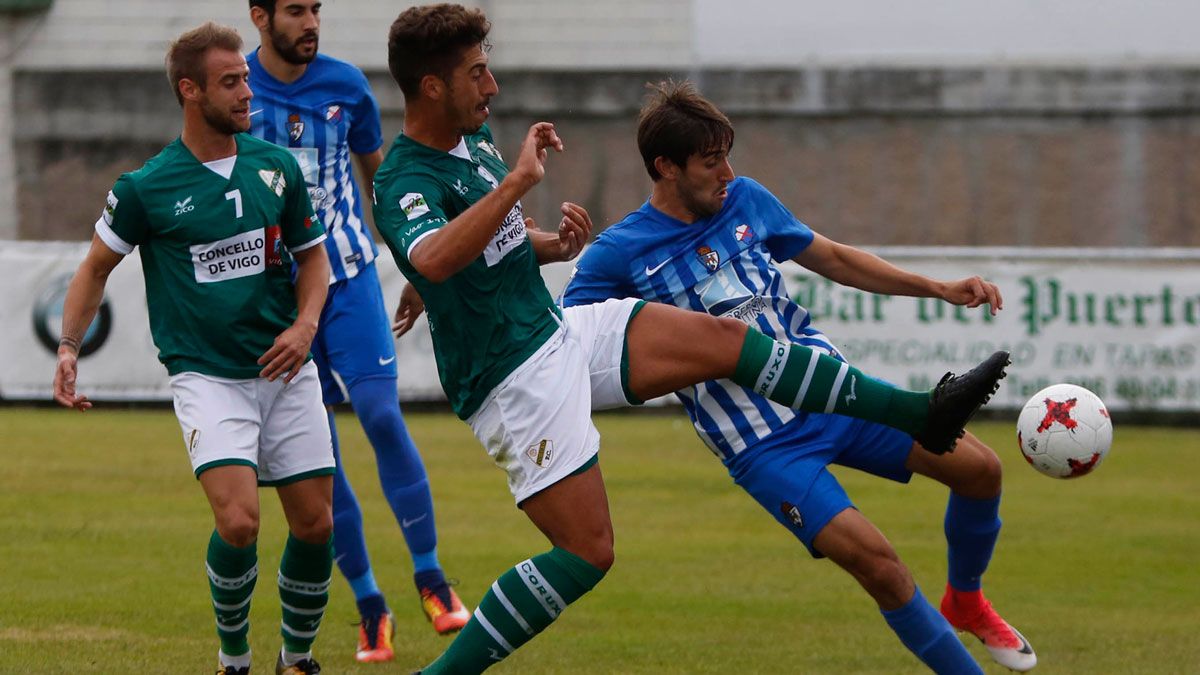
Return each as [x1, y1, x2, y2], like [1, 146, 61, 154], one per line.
[280, 648, 312, 666]
[219, 649, 251, 669]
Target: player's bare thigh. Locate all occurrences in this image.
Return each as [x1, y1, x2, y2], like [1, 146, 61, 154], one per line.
[623, 302, 747, 400]
[905, 432, 1002, 499]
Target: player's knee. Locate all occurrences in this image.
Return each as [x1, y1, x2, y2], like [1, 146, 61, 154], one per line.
[289, 508, 334, 544]
[857, 553, 912, 607]
[955, 446, 1003, 499]
[562, 529, 615, 572]
[215, 511, 260, 548]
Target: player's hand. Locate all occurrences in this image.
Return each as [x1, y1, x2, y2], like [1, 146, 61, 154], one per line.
[511, 122, 563, 190]
[53, 348, 92, 411]
[555, 201, 591, 262]
[393, 283, 425, 337]
[258, 320, 317, 383]
[942, 276, 1003, 316]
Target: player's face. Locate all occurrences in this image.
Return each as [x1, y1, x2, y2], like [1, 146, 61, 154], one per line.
[676, 149, 735, 219]
[268, 0, 321, 65]
[197, 49, 253, 135]
[443, 44, 498, 136]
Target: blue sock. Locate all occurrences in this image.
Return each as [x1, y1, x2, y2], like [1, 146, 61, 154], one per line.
[329, 411, 377, 590]
[944, 493, 1002, 591]
[348, 570, 381, 602]
[882, 586, 983, 675]
[349, 378, 441, 571]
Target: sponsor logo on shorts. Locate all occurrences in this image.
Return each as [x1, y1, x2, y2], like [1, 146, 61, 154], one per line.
[191, 228, 267, 283]
[781, 501, 803, 528]
[525, 439, 555, 468]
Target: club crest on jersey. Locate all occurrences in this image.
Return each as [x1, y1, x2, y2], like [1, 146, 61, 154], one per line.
[476, 139, 502, 160]
[734, 223, 753, 242]
[325, 105, 342, 123]
[525, 439, 555, 468]
[696, 245, 720, 271]
[287, 113, 304, 142]
[259, 169, 286, 197]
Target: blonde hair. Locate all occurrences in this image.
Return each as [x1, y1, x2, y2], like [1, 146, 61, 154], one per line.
[165, 22, 244, 106]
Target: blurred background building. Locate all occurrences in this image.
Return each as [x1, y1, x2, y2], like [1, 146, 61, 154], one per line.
[2, 0, 1199, 246]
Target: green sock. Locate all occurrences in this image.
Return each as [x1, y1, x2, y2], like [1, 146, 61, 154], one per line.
[422, 547, 606, 674]
[206, 529, 257, 657]
[277, 533, 333, 654]
[731, 329, 929, 434]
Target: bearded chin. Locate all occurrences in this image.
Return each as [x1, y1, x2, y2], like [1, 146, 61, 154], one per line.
[202, 102, 247, 135]
[272, 30, 317, 65]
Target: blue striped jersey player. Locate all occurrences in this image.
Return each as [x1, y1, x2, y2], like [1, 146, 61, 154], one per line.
[562, 81, 1037, 674]
[246, 0, 468, 666]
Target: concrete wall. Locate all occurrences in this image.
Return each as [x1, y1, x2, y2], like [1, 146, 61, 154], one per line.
[17, 67, 1200, 247]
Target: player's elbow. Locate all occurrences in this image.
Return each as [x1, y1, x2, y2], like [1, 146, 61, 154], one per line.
[410, 247, 460, 284]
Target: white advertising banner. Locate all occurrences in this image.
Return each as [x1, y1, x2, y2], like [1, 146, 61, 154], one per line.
[2, 242, 1197, 413]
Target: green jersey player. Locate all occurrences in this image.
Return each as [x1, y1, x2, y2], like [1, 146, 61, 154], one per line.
[53, 23, 333, 675]
[375, 6, 1008, 673]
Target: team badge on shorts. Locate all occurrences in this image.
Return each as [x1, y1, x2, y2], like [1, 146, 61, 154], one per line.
[696, 245, 720, 271]
[525, 439, 555, 468]
[780, 501, 803, 528]
[186, 428, 201, 458]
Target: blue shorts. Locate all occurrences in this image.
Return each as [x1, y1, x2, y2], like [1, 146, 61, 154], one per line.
[726, 413, 914, 558]
[310, 263, 397, 405]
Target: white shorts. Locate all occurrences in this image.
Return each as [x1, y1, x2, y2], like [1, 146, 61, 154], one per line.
[468, 298, 644, 504]
[170, 360, 335, 486]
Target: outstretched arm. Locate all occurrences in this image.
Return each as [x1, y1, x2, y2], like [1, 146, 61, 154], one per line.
[408, 122, 563, 282]
[793, 233, 1003, 314]
[54, 234, 125, 411]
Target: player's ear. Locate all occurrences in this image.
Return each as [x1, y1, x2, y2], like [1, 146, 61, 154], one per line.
[420, 73, 446, 101]
[653, 156, 680, 181]
[178, 77, 202, 103]
[249, 6, 271, 32]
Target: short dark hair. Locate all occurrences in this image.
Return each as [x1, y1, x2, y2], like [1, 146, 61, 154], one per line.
[637, 80, 734, 181]
[248, 0, 275, 14]
[165, 22, 244, 107]
[387, 3, 491, 99]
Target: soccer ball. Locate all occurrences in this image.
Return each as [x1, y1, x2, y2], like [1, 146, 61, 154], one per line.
[1016, 384, 1113, 479]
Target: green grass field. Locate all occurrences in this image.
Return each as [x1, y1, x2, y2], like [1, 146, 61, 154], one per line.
[1, 407, 1197, 673]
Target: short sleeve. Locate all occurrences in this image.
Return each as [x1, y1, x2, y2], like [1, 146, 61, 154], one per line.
[347, 71, 383, 155]
[374, 174, 450, 265]
[279, 154, 326, 251]
[95, 175, 147, 255]
[743, 178, 815, 262]
[561, 237, 638, 307]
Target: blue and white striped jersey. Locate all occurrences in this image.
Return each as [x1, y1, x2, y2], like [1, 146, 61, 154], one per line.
[563, 177, 845, 461]
[247, 50, 382, 283]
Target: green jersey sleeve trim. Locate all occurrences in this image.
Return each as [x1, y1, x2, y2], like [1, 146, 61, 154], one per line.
[95, 215, 134, 255]
[104, 175, 149, 253]
[289, 233, 328, 253]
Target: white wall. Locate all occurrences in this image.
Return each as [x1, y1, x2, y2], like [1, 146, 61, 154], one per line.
[10, 0, 1198, 72]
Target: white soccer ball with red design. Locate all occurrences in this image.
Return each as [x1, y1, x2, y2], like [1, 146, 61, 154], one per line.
[1016, 384, 1113, 479]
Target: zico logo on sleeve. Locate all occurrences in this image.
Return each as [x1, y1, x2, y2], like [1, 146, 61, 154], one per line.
[190, 228, 268, 283]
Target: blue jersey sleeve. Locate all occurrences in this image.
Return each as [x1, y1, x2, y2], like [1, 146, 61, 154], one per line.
[347, 69, 383, 155]
[743, 178, 814, 262]
[561, 237, 638, 307]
